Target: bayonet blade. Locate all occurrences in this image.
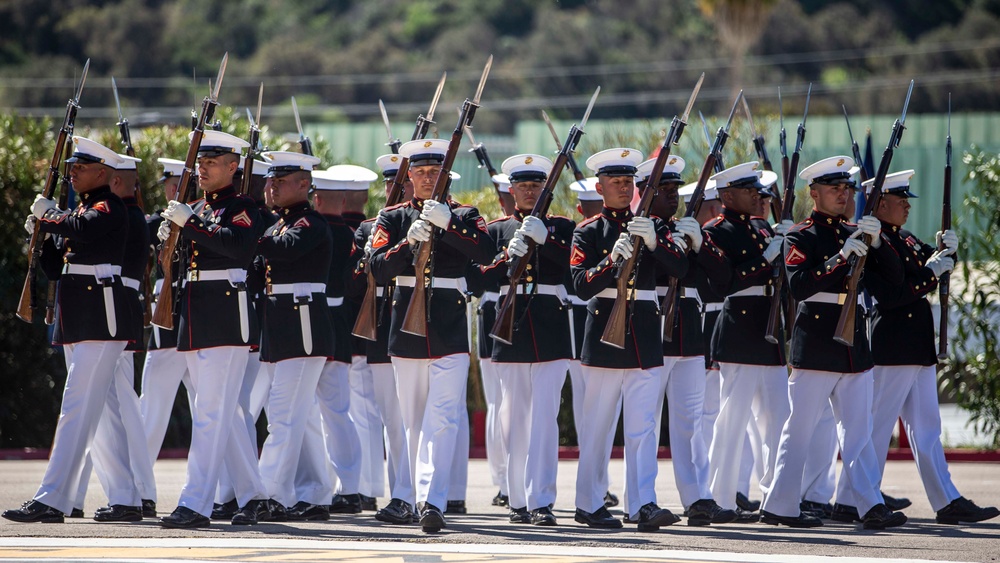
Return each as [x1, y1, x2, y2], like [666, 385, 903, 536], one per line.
[541, 110, 563, 151]
[472, 55, 493, 106]
[900, 79, 915, 124]
[741, 95, 758, 139]
[291, 96, 304, 137]
[74, 58, 90, 104]
[842, 105, 855, 144]
[579, 86, 600, 130]
[722, 89, 743, 134]
[427, 72, 446, 122]
[699, 111, 711, 148]
[379, 99, 394, 142]
[211, 52, 228, 101]
[947, 92, 952, 137]
[801, 83, 813, 127]
[778, 87, 784, 128]
[255, 82, 264, 125]
[246, 107, 256, 128]
[681, 72, 705, 123]
[111, 76, 124, 122]
[463, 124, 479, 148]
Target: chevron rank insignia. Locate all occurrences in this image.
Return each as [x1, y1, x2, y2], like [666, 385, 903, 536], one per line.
[372, 225, 390, 249]
[785, 245, 806, 266]
[232, 210, 253, 228]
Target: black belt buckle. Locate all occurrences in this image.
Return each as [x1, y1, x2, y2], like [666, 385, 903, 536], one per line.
[99, 276, 114, 287]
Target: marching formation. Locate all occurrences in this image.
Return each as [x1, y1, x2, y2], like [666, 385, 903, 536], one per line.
[4, 56, 998, 536]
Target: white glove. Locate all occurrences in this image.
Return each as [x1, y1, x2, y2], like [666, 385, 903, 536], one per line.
[31, 195, 56, 219]
[610, 233, 634, 262]
[163, 200, 195, 227]
[773, 219, 794, 237]
[24, 215, 37, 235]
[925, 250, 955, 278]
[672, 234, 688, 254]
[626, 216, 657, 251]
[363, 230, 375, 256]
[406, 219, 433, 245]
[856, 215, 882, 248]
[507, 234, 529, 259]
[420, 199, 452, 229]
[763, 236, 784, 263]
[936, 229, 958, 256]
[519, 215, 547, 245]
[156, 220, 172, 242]
[673, 217, 703, 253]
[839, 230, 869, 259]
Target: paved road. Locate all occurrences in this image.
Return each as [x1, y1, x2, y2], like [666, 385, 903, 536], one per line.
[1, 459, 998, 562]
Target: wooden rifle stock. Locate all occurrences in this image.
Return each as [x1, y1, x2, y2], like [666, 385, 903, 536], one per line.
[938, 106, 952, 360]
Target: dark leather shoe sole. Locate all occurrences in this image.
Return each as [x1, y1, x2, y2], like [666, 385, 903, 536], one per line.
[94, 507, 142, 522]
[375, 510, 413, 525]
[760, 510, 823, 528]
[864, 512, 907, 530]
[159, 515, 209, 528]
[531, 514, 557, 526]
[2, 510, 63, 523]
[574, 513, 622, 529]
[420, 511, 446, 533]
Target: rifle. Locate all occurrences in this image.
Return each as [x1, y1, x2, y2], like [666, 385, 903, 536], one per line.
[741, 95, 782, 221]
[651, 84, 735, 346]
[542, 110, 588, 183]
[938, 94, 953, 359]
[842, 106, 872, 184]
[401, 56, 493, 336]
[150, 53, 229, 329]
[699, 111, 725, 173]
[352, 76, 447, 340]
[44, 136, 76, 325]
[763, 84, 811, 345]
[240, 83, 264, 195]
[17, 59, 90, 324]
[491, 86, 601, 345]
[463, 124, 503, 196]
[778, 87, 789, 193]
[833, 80, 915, 347]
[291, 96, 313, 156]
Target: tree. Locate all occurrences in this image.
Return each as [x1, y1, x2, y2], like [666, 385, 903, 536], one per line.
[698, 0, 779, 98]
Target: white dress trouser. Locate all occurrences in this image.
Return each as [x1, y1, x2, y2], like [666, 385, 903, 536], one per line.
[836, 365, 960, 511]
[257, 357, 326, 508]
[176, 347, 265, 517]
[480, 358, 507, 493]
[391, 354, 469, 509]
[34, 341, 129, 515]
[801, 400, 839, 504]
[216, 351, 266, 505]
[654, 356, 712, 507]
[496, 360, 567, 511]
[139, 347, 192, 466]
[449, 400, 469, 502]
[709, 363, 790, 511]
[75, 351, 157, 508]
[576, 366, 659, 518]
[569, 359, 614, 497]
[370, 362, 413, 503]
[761, 368, 884, 518]
[349, 355, 386, 498]
[316, 360, 362, 496]
[738, 415, 763, 498]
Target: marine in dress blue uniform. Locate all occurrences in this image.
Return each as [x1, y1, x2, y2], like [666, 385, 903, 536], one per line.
[833, 170, 999, 525]
[760, 156, 907, 530]
[4, 138, 135, 524]
[156, 131, 268, 528]
[570, 148, 688, 532]
[368, 139, 495, 532]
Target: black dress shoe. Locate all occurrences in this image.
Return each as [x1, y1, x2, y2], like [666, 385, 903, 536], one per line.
[830, 503, 861, 523]
[687, 498, 738, 526]
[862, 503, 907, 530]
[267, 499, 288, 522]
[330, 493, 362, 514]
[93, 504, 142, 522]
[734, 508, 760, 523]
[286, 501, 330, 521]
[760, 510, 823, 528]
[530, 506, 557, 526]
[142, 499, 156, 519]
[376, 498, 415, 524]
[635, 502, 681, 532]
[211, 499, 239, 520]
[509, 506, 531, 524]
[575, 506, 622, 529]
[492, 490, 509, 507]
[735, 492, 761, 512]
[936, 496, 1000, 524]
[2, 500, 64, 523]
[69, 508, 85, 519]
[160, 506, 209, 528]
[360, 495, 378, 511]
[445, 500, 467, 514]
[800, 500, 834, 519]
[603, 491, 619, 508]
[232, 499, 272, 526]
[420, 503, 446, 533]
[881, 491, 911, 511]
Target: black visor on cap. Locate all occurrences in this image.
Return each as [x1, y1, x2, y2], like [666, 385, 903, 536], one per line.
[409, 153, 445, 167]
[657, 172, 682, 185]
[885, 185, 919, 198]
[66, 152, 105, 164]
[509, 170, 547, 184]
[268, 165, 308, 178]
[723, 175, 763, 190]
[811, 171, 853, 185]
[197, 146, 237, 158]
[598, 165, 638, 177]
[382, 169, 399, 179]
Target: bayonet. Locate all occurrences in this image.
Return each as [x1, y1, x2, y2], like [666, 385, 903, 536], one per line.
[681, 73, 704, 123]
[778, 87, 787, 158]
[427, 72, 446, 123]
[211, 52, 228, 101]
[541, 110, 563, 151]
[379, 100, 395, 143]
[722, 89, 743, 134]
[900, 79, 915, 126]
[255, 82, 264, 126]
[463, 124, 479, 148]
[699, 111, 711, 149]
[291, 96, 304, 137]
[946, 92, 952, 166]
[741, 95, 758, 139]
[111, 76, 124, 122]
[472, 55, 493, 106]
[579, 85, 600, 130]
[246, 107, 256, 128]
[842, 105, 856, 146]
[75, 59, 90, 105]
